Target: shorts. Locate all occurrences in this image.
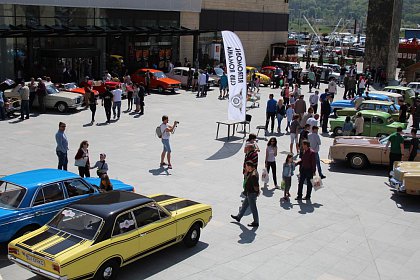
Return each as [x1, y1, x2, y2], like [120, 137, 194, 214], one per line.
[290, 133, 298, 144]
[161, 138, 171, 152]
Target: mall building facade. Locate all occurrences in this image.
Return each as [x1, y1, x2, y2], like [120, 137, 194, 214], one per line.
[0, 0, 288, 82]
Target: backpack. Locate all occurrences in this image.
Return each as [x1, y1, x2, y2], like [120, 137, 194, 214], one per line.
[156, 125, 162, 138]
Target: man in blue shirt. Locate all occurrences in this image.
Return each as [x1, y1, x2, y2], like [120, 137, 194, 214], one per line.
[55, 122, 69, 170]
[265, 93, 277, 133]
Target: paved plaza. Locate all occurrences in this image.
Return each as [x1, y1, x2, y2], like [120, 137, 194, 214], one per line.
[1, 81, 420, 280]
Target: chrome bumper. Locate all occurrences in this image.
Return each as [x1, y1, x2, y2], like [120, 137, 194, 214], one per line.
[389, 177, 406, 192]
[8, 254, 67, 280]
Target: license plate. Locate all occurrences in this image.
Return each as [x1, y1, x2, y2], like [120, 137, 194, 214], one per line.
[23, 252, 45, 267]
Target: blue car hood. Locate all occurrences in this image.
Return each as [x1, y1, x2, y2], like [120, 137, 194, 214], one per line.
[331, 100, 353, 108]
[84, 178, 134, 192]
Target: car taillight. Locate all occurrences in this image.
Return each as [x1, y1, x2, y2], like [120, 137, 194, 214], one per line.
[53, 263, 61, 273]
[8, 247, 19, 255]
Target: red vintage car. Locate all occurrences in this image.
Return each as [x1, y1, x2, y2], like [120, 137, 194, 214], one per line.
[85, 80, 122, 94]
[61, 83, 99, 96]
[260, 66, 278, 80]
[132, 68, 181, 93]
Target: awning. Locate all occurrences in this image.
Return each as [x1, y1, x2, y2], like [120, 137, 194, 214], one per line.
[0, 24, 211, 38]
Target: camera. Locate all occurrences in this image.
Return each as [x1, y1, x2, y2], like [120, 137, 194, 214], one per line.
[175, 121, 180, 125]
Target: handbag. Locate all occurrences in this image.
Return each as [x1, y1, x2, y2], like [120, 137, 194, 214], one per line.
[311, 176, 324, 191]
[75, 157, 87, 167]
[261, 168, 269, 184]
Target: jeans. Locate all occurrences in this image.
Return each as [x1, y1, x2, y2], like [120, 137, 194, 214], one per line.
[321, 114, 329, 133]
[297, 168, 314, 199]
[315, 152, 324, 176]
[276, 114, 284, 132]
[29, 92, 36, 109]
[104, 104, 112, 122]
[265, 112, 276, 131]
[266, 161, 277, 186]
[56, 151, 68, 170]
[112, 101, 121, 118]
[89, 103, 96, 122]
[127, 91, 133, 110]
[20, 100, 29, 119]
[237, 192, 259, 224]
[311, 104, 318, 114]
[198, 85, 206, 96]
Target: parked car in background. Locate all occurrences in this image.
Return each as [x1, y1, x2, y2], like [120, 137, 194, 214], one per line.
[8, 191, 212, 280]
[389, 161, 420, 195]
[5, 82, 83, 113]
[330, 93, 390, 112]
[271, 60, 301, 72]
[407, 82, 420, 95]
[246, 67, 271, 86]
[0, 169, 134, 244]
[60, 83, 99, 96]
[329, 134, 420, 169]
[368, 90, 403, 105]
[384, 86, 415, 105]
[167, 67, 215, 88]
[260, 66, 277, 80]
[330, 110, 407, 137]
[209, 67, 224, 86]
[132, 68, 181, 93]
[336, 100, 400, 121]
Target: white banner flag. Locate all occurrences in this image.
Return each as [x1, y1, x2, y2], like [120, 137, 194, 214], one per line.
[222, 31, 247, 121]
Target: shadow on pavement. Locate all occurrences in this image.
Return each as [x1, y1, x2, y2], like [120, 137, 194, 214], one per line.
[236, 222, 258, 244]
[296, 200, 323, 214]
[328, 161, 389, 177]
[280, 198, 293, 210]
[206, 142, 243, 160]
[389, 191, 420, 213]
[261, 184, 275, 197]
[118, 242, 208, 279]
[148, 166, 171, 176]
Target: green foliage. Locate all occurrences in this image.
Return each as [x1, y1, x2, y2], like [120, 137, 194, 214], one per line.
[289, 0, 420, 29]
[262, 50, 270, 68]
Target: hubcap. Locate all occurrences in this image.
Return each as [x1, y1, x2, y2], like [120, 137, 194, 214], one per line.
[353, 157, 363, 167]
[58, 104, 65, 111]
[191, 229, 198, 240]
[103, 267, 113, 279]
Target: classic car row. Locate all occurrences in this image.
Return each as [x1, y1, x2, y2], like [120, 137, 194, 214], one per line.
[2, 169, 212, 280]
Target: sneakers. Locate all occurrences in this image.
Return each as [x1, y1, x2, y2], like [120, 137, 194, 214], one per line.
[247, 222, 259, 227]
[230, 215, 240, 222]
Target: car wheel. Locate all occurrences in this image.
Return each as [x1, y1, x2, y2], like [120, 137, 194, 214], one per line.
[157, 86, 164, 93]
[183, 223, 201, 248]
[349, 153, 368, 169]
[56, 102, 68, 113]
[94, 259, 120, 280]
[333, 127, 343, 136]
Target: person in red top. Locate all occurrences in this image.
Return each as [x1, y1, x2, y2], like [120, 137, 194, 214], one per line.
[295, 140, 316, 200]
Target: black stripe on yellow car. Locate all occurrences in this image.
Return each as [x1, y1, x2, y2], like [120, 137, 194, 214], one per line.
[43, 235, 83, 255]
[61, 209, 210, 268]
[16, 244, 52, 259]
[22, 228, 58, 246]
[163, 200, 199, 212]
[123, 237, 178, 264]
[151, 194, 177, 202]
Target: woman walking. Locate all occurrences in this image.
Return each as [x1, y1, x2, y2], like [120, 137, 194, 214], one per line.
[75, 140, 90, 177]
[88, 90, 97, 124]
[276, 99, 286, 133]
[126, 82, 134, 111]
[265, 137, 278, 188]
[282, 153, 295, 201]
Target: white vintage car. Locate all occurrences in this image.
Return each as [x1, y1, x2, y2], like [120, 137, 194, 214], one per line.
[6, 82, 83, 113]
[167, 67, 215, 88]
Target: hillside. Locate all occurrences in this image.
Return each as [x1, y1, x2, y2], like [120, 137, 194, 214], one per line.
[289, 0, 420, 31]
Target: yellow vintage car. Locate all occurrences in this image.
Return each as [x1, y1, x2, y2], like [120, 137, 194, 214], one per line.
[389, 161, 420, 195]
[8, 191, 212, 280]
[246, 66, 271, 86]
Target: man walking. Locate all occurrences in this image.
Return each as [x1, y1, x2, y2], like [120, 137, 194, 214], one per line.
[55, 122, 68, 170]
[295, 140, 316, 200]
[328, 78, 337, 101]
[320, 95, 331, 134]
[160, 115, 178, 169]
[385, 127, 405, 172]
[112, 84, 122, 119]
[309, 90, 319, 113]
[308, 126, 326, 179]
[197, 71, 207, 97]
[265, 93, 277, 134]
[294, 95, 307, 118]
[231, 161, 260, 227]
[308, 67, 315, 92]
[17, 81, 30, 120]
[36, 78, 47, 113]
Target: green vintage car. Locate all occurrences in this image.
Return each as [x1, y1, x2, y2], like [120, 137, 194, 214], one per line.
[330, 110, 407, 137]
[336, 100, 400, 121]
[384, 86, 415, 106]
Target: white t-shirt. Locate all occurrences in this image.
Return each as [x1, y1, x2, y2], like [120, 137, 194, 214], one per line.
[160, 123, 170, 139]
[306, 117, 318, 130]
[266, 146, 277, 162]
[112, 89, 122, 102]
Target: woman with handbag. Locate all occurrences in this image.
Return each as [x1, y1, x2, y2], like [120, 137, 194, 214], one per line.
[75, 140, 90, 177]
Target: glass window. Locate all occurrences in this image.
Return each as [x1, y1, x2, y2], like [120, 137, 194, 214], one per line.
[49, 208, 102, 240]
[0, 181, 27, 209]
[372, 117, 383, 124]
[173, 69, 181, 75]
[64, 180, 92, 198]
[113, 212, 136, 236]
[133, 204, 163, 228]
[33, 189, 45, 206]
[182, 70, 189, 77]
[42, 183, 65, 203]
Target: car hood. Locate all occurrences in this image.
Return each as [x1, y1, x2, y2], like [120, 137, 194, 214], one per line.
[158, 78, 181, 85]
[84, 178, 134, 192]
[331, 100, 352, 107]
[334, 136, 381, 146]
[53, 92, 83, 99]
[256, 73, 270, 81]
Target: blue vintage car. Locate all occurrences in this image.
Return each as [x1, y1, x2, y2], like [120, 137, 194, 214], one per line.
[0, 169, 134, 243]
[330, 93, 400, 112]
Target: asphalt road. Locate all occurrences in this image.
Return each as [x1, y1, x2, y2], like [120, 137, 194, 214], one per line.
[1, 80, 420, 280]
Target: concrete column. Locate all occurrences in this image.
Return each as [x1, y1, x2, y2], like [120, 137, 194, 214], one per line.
[364, 0, 402, 83]
[179, 11, 200, 64]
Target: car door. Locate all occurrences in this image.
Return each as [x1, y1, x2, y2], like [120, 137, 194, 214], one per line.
[133, 71, 145, 85]
[133, 203, 177, 255]
[110, 211, 139, 261]
[44, 85, 55, 108]
[31, 182, 68, 226]
[363, 117, 372, 136]
[370, 116, 384, 136]
[63, 179, 96, 204]
[181, 70, 189, 86]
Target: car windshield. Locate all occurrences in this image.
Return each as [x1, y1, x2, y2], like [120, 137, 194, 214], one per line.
[214, 68, 224, 76]
[379, 135, 390, 145]
[153, 72, 166, 79]
[64, 83, 77, 90]
[46, 84, 60, 94]
[0, 181, 26, 209]
[49, 208, 103, 240]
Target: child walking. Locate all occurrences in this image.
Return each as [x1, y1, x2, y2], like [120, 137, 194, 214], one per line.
[90, 153, 109, 177]
[265, 137, 278, 188]
[282, 153, 295, 200]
